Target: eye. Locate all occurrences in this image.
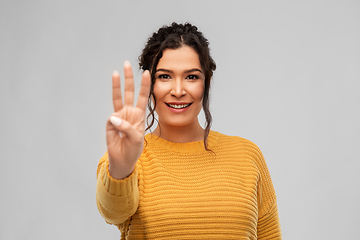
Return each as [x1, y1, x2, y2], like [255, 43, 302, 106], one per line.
[186, 74, 200, 80]
[157, 74, 171, 80]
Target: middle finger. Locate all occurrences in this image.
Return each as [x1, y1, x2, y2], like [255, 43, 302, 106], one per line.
[124, 61, 134, 106]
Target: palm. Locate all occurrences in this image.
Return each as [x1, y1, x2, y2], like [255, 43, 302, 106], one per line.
[106, 62, 150, 179]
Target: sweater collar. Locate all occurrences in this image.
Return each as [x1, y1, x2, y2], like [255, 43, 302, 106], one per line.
[145, 130, 220, 154]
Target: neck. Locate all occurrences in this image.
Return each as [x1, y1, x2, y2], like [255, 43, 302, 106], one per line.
[153, 119, 205, 143]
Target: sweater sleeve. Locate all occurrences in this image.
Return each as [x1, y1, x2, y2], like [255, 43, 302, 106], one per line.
[251, 144, 282, 239]
[96, 152, 139, 225]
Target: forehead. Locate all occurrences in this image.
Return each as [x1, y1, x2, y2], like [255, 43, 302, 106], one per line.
[157, 46, 201, 70]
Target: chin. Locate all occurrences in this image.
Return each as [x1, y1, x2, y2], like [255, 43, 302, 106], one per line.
[159, 117, 197, 128]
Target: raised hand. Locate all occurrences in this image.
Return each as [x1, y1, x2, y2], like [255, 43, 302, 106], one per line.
[106, 61, 151, 180]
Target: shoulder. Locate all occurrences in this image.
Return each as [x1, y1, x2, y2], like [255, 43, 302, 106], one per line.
[212, 130, 262, 153]
[212, 131, 266, 166]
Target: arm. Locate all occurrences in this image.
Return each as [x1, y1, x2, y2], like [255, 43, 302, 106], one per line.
[96, 152, 139, 224]
[257, 198, 281, 239]
[252, 145, 282, 239]
[96, 61, 150, 224]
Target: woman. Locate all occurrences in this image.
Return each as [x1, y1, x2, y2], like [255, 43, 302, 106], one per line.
[96, 22, 282, 239]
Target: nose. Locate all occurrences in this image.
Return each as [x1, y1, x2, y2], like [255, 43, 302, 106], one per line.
[170, 79, 186, 98]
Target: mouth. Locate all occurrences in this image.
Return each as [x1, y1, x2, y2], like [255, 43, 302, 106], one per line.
[165, 103, 193, 109]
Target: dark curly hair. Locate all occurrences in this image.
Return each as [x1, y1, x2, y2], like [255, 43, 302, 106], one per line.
[139, 22, 216, 150]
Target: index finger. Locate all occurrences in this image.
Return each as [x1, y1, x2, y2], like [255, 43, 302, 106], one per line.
[136, 70, 151, 111]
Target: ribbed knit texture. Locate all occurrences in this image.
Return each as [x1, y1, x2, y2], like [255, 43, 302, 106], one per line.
[96, 131, 282, 239]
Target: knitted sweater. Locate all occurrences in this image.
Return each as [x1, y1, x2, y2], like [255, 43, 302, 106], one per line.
[96, 130, 282, 239]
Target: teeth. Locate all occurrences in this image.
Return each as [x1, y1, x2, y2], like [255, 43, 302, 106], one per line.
[168, 103, 191, 109]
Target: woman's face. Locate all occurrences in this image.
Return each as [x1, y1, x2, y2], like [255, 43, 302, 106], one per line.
[153, 45, 204, 128]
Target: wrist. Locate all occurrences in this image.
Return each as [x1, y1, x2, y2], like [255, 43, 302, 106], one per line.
[108, 160, 135, 180]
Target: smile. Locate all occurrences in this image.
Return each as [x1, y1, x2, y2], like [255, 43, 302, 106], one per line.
[166, 103, 192, 109]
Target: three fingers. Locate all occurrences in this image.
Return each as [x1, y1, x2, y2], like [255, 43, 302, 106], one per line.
[109, 61, 151, 139]
[112, 61, 150, 112]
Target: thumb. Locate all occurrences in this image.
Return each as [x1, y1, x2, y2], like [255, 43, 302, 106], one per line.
[109, 116, 142, 141]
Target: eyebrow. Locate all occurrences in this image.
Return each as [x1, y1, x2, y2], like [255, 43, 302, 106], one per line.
[155, 68, 203, 73]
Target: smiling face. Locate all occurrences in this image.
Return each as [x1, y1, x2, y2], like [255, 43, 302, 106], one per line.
[153, 45, 205, 129]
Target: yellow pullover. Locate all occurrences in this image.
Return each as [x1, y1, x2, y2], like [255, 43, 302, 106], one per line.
[96, 130, 282, 239]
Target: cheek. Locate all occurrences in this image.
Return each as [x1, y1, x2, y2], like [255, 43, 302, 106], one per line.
[152, 82, 169, 110]
[191, 82, 205, 101]
[153, 82, 170, 100]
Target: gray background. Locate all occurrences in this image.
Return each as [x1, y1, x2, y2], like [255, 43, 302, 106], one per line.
[1, 0, 359, 239]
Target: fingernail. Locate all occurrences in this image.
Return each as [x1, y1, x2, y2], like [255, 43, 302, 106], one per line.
[110, 116, 122, 126]
[119, 132, 123, 137]
[124, 60, 130, 66]
[113, 70, 119, 75]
